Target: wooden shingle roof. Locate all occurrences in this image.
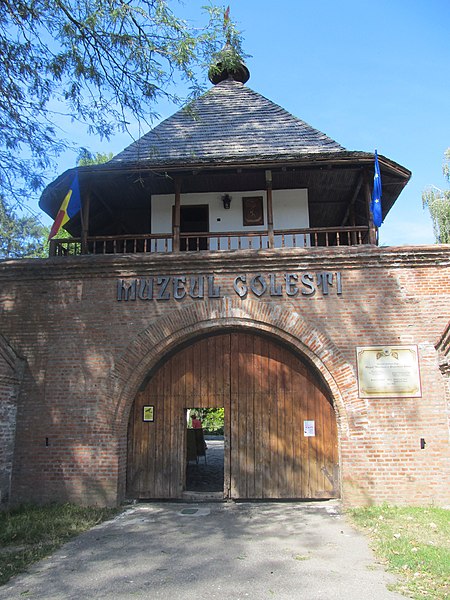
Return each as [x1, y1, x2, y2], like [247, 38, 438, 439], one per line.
[110, 78, 345, 168]
[39, 74, 411, 236]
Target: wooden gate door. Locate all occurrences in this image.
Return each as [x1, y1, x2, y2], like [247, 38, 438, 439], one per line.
[127, 332, 339, 499]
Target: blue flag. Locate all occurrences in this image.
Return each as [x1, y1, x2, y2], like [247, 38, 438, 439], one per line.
[371, 150, 382, 228]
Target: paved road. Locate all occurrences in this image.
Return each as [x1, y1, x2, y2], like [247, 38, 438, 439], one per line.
[0, 500, 409, 600]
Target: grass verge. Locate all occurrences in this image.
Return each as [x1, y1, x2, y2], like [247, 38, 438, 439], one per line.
[0, 503, 119, 585]
[349, 505, 450, 600]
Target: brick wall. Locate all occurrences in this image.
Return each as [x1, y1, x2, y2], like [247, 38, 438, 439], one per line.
[0, 335, 24, 506]
[0, 245, 449, 507]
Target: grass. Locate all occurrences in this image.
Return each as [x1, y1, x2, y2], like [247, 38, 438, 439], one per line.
[349, 505, 450, 600]
[0, 503, 119, 585]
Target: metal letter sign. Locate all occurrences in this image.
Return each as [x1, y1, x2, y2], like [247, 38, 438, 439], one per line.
[117, 272, 343, 301]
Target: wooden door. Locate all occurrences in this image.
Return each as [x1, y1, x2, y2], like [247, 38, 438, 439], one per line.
[179, 205, 209, 250]
[127, 332, 339, 499]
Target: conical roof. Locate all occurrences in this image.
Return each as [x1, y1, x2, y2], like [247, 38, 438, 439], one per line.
[109, 78, 345, 169]
[39, 76, 411, 233]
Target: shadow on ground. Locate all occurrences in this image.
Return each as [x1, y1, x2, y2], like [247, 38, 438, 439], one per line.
[0, 500, 409, 600]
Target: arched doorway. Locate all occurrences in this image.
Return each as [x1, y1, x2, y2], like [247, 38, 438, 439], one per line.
[126, 331, 339, 500]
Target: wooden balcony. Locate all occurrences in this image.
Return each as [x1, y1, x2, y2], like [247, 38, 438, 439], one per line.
[48, 225, 371, 257]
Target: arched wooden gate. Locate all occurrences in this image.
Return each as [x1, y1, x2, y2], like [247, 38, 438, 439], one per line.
[127, 331, 339, 499]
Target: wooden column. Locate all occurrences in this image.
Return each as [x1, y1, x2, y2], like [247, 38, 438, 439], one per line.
[173, 178, 181, 252]
[364, 171, 377, 245]
[80, 189, 91, 255]
[266, 170, 274, 249]
[350, 205, 356, 245]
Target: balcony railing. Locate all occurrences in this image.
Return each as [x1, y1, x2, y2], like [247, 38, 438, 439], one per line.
[49, 226, 371, 257]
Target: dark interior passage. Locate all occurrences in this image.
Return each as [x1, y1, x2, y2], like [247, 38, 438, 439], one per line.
[186, 437, 224, 492]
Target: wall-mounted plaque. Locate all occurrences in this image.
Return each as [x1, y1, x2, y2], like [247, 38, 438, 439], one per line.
[143, 405, 154, 422]
[242, 196, 264, 226]
[357, 346, 421, 398]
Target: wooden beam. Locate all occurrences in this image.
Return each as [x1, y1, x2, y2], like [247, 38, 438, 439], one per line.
[173, 177, 181, 252]
[265, 170, 274, 249]
[364, 170, 377, 245]
[49, 239, 57, 257]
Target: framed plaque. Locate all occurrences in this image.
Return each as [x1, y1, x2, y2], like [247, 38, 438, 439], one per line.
[242, 196, 264, 226]
[143, 405, 155, 422]
[357, 346, 421, 398]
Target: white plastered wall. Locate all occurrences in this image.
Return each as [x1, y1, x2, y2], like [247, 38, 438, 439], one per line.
[151, 188, 309, 250]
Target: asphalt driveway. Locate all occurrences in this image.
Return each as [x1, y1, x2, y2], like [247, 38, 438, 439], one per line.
[0, 500, 409, 600]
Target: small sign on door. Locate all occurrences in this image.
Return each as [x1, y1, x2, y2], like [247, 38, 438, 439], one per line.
[143, 405, 154, 422]
[304, 420, 315, 437]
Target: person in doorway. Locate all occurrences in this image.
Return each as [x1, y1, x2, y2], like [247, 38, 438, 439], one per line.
[191, 413, 207, 451]
[191, 413, 202, 429]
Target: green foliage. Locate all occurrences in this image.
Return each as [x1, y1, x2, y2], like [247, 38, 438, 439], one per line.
[349, 505, 450, 599]
[422, 148, 450, 243]
[77, 150, 114, 166]
[208, 27, 247, 82]
[0, 2, 244, 204]
[0, 503, 119, 584]
[190, 408, 224, 434]
[201, 407, 224, 433]
[0, 196, 49, 258]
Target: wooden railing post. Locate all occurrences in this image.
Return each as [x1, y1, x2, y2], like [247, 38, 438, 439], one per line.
[266, 170, 274, 248]
[48, 226, 371, 257]
[173, 178, 181, 252]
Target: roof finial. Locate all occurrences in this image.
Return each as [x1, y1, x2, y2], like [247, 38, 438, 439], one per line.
[208, 7, 250, 85]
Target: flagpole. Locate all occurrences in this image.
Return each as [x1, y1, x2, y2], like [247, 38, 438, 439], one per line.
[371, 149, 383, 235]
[364, 170, 377, 245]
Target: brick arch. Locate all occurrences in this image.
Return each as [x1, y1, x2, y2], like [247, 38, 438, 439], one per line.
[111, 297, 359, 434]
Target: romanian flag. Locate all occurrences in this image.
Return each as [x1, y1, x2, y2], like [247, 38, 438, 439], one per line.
[371, 150, 382, 228]
[48, 172, 81, 239]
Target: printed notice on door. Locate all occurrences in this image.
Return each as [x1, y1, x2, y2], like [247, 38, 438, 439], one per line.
[303, 420, 315, 437]
[357, 346, 421, 398]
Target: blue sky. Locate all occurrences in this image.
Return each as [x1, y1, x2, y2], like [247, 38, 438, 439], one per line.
[41, 0, 450, 245]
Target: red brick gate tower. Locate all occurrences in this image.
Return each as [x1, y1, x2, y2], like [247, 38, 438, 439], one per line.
[1, 49, 449, 507]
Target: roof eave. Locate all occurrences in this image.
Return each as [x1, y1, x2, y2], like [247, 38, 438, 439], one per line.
[39, 150, 411, 220]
